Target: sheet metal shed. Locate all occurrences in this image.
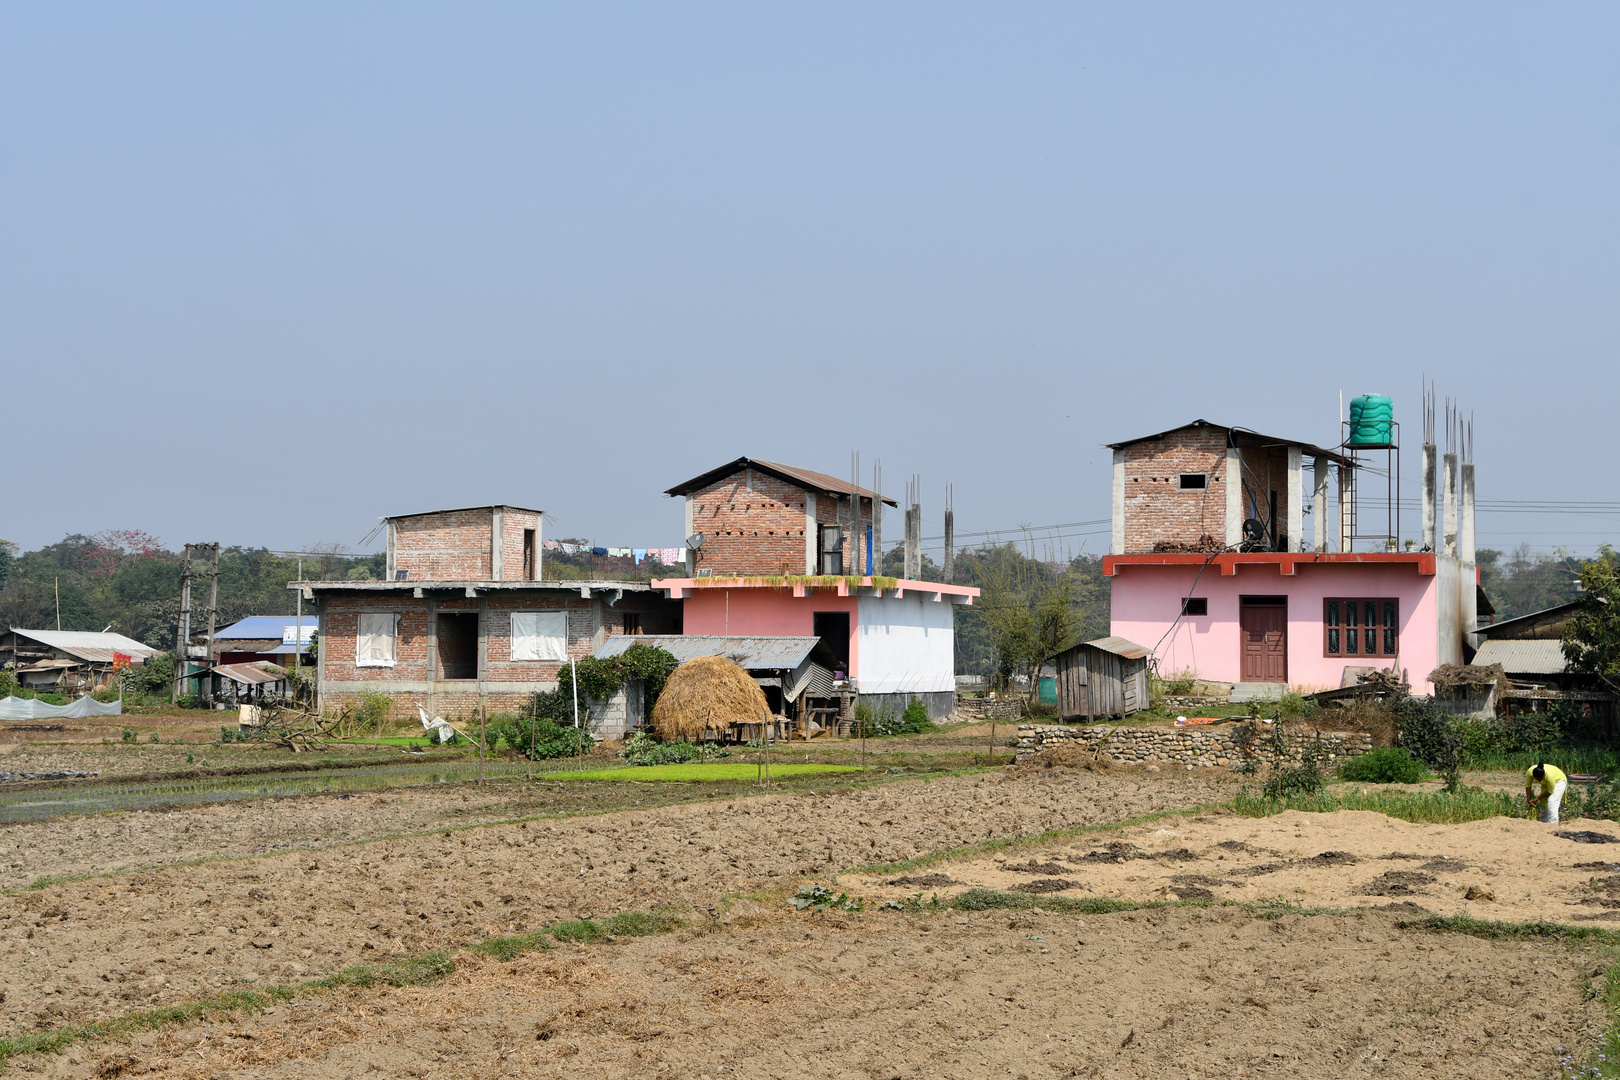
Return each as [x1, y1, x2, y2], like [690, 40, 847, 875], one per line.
[1053, 636, 1151, 720]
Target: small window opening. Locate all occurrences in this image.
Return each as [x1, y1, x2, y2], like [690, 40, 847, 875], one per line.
[622, 613, 642, 635]
[522, 529, 536, 580]
[1181, 597, 1208, 616]
[1179, 473, 1207, 490]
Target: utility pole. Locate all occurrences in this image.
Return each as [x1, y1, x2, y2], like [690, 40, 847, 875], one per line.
[174, 547, 194, 704]
[54, 577, 61, 631]
[943, 483, 955, 583]
[201, 543, 220, 707]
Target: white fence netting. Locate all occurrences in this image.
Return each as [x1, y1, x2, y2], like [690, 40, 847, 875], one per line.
[0, 695, 124, 720]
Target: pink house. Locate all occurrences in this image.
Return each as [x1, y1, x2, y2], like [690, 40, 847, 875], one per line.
[655, 576, 978, 719]
[1105, 419, 1475, 696]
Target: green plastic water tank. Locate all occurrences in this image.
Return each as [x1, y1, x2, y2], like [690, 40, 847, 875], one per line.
[1347, 394, 1394, 446]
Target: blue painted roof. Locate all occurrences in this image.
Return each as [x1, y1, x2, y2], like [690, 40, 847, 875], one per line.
[215, 616, 316, 640]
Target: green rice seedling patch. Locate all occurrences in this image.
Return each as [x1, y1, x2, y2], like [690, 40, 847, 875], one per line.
[543, 763, 863, 782]
[339, 736, 442, 748]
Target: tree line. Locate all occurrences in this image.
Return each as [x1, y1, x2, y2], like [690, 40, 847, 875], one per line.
[0, 532, 381, 648]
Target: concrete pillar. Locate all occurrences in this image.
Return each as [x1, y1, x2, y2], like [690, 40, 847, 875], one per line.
[385, 522, 397, 579]
[1111, 449, 1127, 555]
[491, 507, 504, 581]
[1286, 445, 1303, 553]
[685, 496, 697, 576]
[1442, 452, 1458, 557]
[1223, 446, 1242, 549]
[804, 493, 817, 574]
[1459, 463, 1476, 564]
[943, 507, 954, 582]
[1312, 455, 1330, 552]
[1338, 465, 1354, 552]
[1421, 444, 1437, 552]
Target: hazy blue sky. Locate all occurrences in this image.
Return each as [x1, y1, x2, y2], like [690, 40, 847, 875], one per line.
[4, 4, 1617, 560]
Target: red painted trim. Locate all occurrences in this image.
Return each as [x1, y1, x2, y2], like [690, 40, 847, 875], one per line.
[1101, 552, 1437, 578]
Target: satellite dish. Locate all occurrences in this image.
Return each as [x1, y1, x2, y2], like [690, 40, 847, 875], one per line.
[1242, 518, 1266, 544]
[686, 533, 705, 550]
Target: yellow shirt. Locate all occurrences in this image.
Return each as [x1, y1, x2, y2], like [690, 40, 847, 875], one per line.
[1526, 764, 1568, 797]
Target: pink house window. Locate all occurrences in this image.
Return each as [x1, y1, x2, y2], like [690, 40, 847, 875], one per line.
[1324, 598, 1398, 657]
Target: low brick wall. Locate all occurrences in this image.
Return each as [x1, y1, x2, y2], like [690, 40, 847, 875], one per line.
[1015, 723, 1373, 769]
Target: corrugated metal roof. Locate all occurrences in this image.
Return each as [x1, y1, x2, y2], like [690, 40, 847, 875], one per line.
[207, 663, 288, 686]
[386, 504, 543, 520]
[663, 457, 898, 506]
[593, 635, 821, 669]
[1103, 419, 1351, 465]
[8, 629, 159, 664]
[215, 617, 316, 640]
[1083, 636, 1152, 660]
[1473, 639, 1569, 675]
[1475, 601, 1581, 641]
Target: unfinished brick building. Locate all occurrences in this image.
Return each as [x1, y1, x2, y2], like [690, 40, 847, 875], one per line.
[664, 458, 894, 577]
[301, 505, 679, 728]
[657, 458, 976, 719]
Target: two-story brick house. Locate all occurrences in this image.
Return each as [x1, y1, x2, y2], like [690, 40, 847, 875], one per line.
[1104, 420, 1475, 695]
[658, 458, 976, 719]
[299, 505, 680, 728]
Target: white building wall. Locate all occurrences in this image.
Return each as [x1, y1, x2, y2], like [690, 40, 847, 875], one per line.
[856, 593, 956, 695]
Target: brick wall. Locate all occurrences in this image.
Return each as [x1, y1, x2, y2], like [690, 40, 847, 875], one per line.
[394, 509, 496, 580]
[689, 469, 875, 577]
[1122, 431, 1297, 553]
[317, 589, 640, 721]
[1122, 428, 1229, 553]
[500, 509, 544, 581]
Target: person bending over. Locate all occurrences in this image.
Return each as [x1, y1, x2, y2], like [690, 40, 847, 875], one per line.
[1526, 763, 1568, 823]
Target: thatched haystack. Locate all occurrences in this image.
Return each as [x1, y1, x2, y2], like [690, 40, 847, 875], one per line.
[1429, 663, 1508, 697]
[651, 654, 770, 741]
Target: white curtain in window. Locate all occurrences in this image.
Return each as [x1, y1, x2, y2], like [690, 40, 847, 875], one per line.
[510, 611, 568, 661]
[356, 613, 398, 667]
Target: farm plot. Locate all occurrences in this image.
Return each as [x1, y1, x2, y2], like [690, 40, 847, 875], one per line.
[24, 900, 1604, 1080]
[0, 768, 1234, 1039]
[846, 808, 1620, 923]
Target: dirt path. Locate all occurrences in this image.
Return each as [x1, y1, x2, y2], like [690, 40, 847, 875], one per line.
[35, 903, 1602, 1079]
[0, 769, 1232, 1035]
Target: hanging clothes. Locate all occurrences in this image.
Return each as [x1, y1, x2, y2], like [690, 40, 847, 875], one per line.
[632, 549, 648, 563]
[658, 548, 684, 566]
[542, 539, 560, 551]
[608, 547, 631, 558]
[560, 543, 580, 555]
[591, 547, 608, 556]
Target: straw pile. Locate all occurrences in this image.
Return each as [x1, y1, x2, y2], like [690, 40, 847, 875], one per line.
[1429, 663, 1509, 696]
[651, 654, 770, 740]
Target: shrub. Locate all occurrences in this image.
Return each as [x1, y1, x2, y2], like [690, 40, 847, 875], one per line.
[488, 712, 589, 759]
[1393, 695, 1462, 792]
[619, 731, 726, 765]
[854, 699, 936, 737]
[1338, 746, 1425, 784]
[351, 689, 393, 735]
[1274, 690, 1315, 720]
[1261, 725, 1328, 799]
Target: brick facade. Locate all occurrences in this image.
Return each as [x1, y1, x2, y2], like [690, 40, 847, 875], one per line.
[390, 506, 544, 582]
[1120, 428, 1298, 554]
[688, 468, 876, 577]
[1121, 427, 1230, 553]
[316, 587, 679, 722]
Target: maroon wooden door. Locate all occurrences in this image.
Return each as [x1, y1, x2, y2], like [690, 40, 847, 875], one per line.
[1240, 604, 1287, 682]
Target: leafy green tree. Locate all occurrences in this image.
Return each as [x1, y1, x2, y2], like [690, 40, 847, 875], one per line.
[1563, 544, 1620, 694]
[1478, 544, 1582, 621]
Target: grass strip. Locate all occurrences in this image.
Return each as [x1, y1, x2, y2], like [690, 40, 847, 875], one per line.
[0, 910, 683, 1067]
[1233, 785, 1520, 824]
[542, 763, 864, 782]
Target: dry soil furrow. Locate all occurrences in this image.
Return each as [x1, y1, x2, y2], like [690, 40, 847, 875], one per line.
[0, 770, 1229, 1033]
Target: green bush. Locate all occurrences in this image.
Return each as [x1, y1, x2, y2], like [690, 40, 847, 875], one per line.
[620, 731, 727, 765]
[1338, 746, 1425, 784]
[855, 698, 937, 737]
[556, 645, 681, 712]
[1393, 695, 1462, 791]
[487, 712, 589, 759]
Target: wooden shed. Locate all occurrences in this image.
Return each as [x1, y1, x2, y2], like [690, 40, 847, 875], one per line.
[1054, 636, 1151, 720]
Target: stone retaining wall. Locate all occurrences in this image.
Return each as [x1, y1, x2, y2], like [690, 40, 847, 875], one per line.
[1016, 723, 1374, 769]
[955, 695, 1023, 721]
[1158, 695, 1230, 713]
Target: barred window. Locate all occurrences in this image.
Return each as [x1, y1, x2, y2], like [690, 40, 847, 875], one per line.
[1324, 598, 1398, 658]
